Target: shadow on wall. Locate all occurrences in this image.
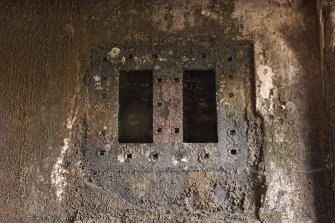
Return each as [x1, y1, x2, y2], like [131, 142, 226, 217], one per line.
[280, 1, 335, 222]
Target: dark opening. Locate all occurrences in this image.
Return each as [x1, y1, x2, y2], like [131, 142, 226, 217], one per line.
[183, 70, 218, 143]
[126, 153, 133, 160]
[118, 70, 153, 143]
[99, 130, 106, 137]
[152, 152, 159, 160]
[229, 129, 236, 136]
[97, 150, 107, 157]
[230, 149, 237, 155]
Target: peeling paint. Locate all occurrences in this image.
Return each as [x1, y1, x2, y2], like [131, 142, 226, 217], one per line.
[93, 75, 102, 90]
[262, 161, 295, 222]
[257, 65, 275, 99]
[117, 154, 125, 163]
[50, 137, 71, 201]
[51, 93, 79, 202]
[108, 47, 121, 59]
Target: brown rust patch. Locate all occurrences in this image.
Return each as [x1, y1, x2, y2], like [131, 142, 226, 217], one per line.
[187, 172, 211, 199]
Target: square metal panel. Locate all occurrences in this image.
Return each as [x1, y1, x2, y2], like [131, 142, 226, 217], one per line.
[79, 42, 260, 219]
[83, 42, 257, 191]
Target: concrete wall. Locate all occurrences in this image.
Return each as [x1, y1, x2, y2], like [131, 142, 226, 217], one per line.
[0, 0, 333, 222]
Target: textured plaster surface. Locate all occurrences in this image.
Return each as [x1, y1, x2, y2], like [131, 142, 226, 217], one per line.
[0, 0, 333, 222]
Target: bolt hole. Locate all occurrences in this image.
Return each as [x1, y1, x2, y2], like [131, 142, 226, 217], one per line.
[230, 149, 237, 155]
[228, 93, 235, 98]
[157, 128, 163, 134]
[229, 129, 236, 136]
[99, 130, 106, 137]
[173, 77, 180, 83]
[152, 53, 158, 59]
[174, 128, 180, 134]
[228, 56, 233, 62]
[204, 153, 210, 159]
[152, 153, 159, 160]
[157, 102, 163, 108]
[128, 54, 133, 59]
[126, 153, 133, 159]
[97, 150, 107, 156]
[157, 78, 162, 83]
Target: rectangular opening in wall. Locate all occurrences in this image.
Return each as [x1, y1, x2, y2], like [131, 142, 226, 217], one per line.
[118, 70, 153, 143]
[183, 70, 218, 143]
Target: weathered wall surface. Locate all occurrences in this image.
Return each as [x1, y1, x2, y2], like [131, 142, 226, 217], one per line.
[0, 0, 333, 222]
[320, 1, 335, 221]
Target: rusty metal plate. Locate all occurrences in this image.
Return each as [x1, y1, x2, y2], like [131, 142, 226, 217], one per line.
[78, 42, 260, 220]
[83, 42, 256, 173]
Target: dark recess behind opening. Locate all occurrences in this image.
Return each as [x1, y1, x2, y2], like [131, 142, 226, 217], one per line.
[183, 70, 218, 143]
[118, 70, 153, 143]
